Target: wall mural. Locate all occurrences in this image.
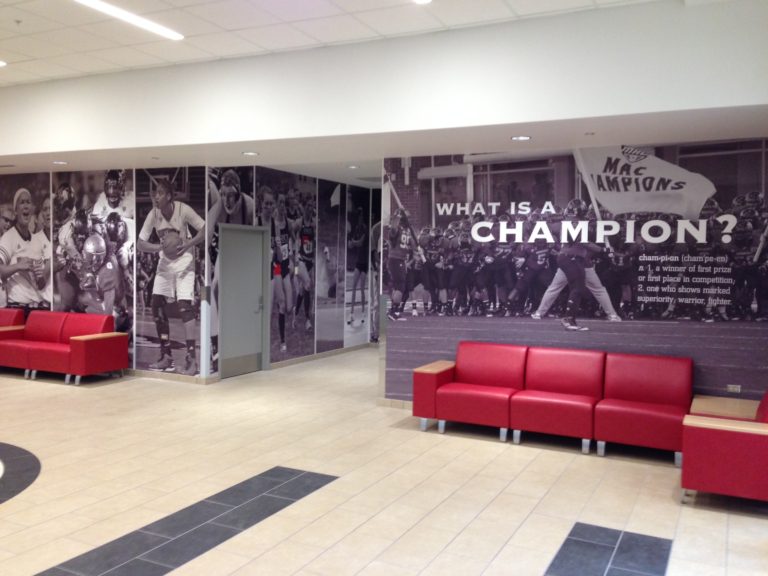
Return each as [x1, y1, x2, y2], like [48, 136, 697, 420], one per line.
[383, 140, 768, 400]
[316, 179, 346, 354]
[344, 186, 371, 347]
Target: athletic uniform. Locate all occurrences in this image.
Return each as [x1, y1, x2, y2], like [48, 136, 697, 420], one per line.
[91, 191, 135, 222]
[0, 226, 47, 307]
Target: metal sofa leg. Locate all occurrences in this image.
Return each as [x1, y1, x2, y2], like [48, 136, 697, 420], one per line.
[74, 375, 81, 386]
[597, 441, 606, 457]
[30, 370, 37, 380]
[437, 420, 446, 434]
[500, 428, 508, 442]
[65, 374, 71, 385]
[582, 439, 591, 454]
[674, 451, 683, 468]
[24, 369, 29, 379]
[512, 429, 521, 444]
[419, 418, 428, 431]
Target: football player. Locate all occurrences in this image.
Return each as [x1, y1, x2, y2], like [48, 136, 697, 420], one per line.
[92, 169, 135, 222]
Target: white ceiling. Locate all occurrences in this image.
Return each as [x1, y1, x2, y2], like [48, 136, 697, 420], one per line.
[0, 0, 666, 87]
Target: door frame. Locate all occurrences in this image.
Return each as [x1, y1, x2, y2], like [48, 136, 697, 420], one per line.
[219, 224, 272, 373]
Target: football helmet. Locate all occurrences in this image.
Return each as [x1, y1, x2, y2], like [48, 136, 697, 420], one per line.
[104, 169, 125, 208]
[105, 212, 128, 244]
[564, 198, 588, 219]
[83, 233, 107, 271]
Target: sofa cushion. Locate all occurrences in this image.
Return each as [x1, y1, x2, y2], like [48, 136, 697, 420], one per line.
[24, 311, 68, 343]
[756, 392, 768, 423]
[0, 339, 31, 369]
[0, 308, 24, 326]
[604, 353, 692, 408]
[455, 341, 527, 389]
[595, 399, 687, 452]
[26, 342, 72, 374]
[436, 382, 515, 428]
[510, 390, 597, 439]
[61, 313, 114, 343]
[525, 347, 605, 398]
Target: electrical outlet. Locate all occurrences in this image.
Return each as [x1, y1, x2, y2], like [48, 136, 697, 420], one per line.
[727, 384, 741, 394]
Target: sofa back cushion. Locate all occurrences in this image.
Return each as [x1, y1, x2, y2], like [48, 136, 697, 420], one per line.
[604, 353, 692, 408]
[756, 392, 768, 423]
[61, 313, 114, 343]
[24, 311, 68, 343]
[525, 347, 605, 398]
[455, 341, 528, 389]
[0, 308, 24, 326]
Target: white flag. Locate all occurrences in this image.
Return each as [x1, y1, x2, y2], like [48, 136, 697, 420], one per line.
[575, 145, 716, 219]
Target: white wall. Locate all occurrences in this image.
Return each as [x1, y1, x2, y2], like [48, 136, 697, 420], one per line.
[0, 0, 765, 157]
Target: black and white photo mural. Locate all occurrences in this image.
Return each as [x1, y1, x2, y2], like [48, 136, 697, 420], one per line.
[369, 189, 382, 343]
[0, 172, 51, 312]
[254, 167, 317, 362]
[344, 186, 371, 347]
[316, 179, 346, 353]
[135, 167, 206, 376]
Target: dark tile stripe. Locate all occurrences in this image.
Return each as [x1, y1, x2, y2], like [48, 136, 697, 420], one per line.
[0, 442, 41, 502]
[37, 467, 337, 576]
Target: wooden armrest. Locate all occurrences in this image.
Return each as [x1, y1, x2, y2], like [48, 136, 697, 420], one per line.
[413, 360, 455, 374]
[690, 395, 759, 420]
[70, 331, 127, 341]
[684, 414, 768, 436]
[0, 325, 24, 332]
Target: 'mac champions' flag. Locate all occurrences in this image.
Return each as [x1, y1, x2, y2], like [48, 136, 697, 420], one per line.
[575, 145, 716, 219]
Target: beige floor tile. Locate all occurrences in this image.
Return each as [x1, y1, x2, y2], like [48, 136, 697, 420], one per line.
[503, 469, 560, 500]
[355, 560, 419, 576]
[482, 543, 555, 576]
[443, 518, 516, 563]
[625, 492, 682, 539]
[0, 537, 92, 576]
[0, 520, 25, 539]
[507, 513, 573, 555]
[231, 540, 325, 576]
[665, 557, 727, 576]
[290, 508, 371, 548]
[68, 507, 166, 547]
[170, 548, 252, 575]
[302, 529, 393, 576]
[0, 514, 95, 554]
[397, 480, 461, 511]
[375, 526, 456, 571]
[671, 525, 727, 566]
[420, 551, 488, 576]
[218, 515, 310, 559]
[355, 502, 429, 541]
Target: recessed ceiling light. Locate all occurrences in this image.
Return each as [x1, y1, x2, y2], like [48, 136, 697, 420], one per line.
[74, 0, 184, 41]
[151, 156, 160, 160]
[584, 131, 596, 136]
[511, 135, 532, 142]
[348, 165, 358, 170]
[414, 0, 433, 5]
[242, 151, 259, 157]
[0, 61, 7, 68]
[52, 161, 68, 165]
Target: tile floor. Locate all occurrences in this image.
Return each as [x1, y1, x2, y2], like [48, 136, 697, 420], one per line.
[0, 347, 766, 575]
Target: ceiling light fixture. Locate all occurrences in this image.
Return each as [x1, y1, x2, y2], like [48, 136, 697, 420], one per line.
[414, 0, 433, 5]
[0, 61, 7, 68]
[348, 165, 358, 170]
[73, 0, 184, 41]
[52, 161, 68, 165]
[511, 135, 532, 141]
[242, 151, 259, 157]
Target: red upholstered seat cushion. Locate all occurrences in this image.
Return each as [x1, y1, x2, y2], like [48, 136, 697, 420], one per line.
[525, 347, 605, 398]
[0, 339, 32, 369]
[595, 399, 687, 452]
[510, 390, 597, 439]
[0, 308, 24, 326]
[60, 313, 113, 343]
[24, 311, 68, 343]
[756, 392, 768, 423]
[455, 341, 528, 390]
[604, 353, 692, 408]
[26, 342, 72, 374]
[436, 382, 515, 428]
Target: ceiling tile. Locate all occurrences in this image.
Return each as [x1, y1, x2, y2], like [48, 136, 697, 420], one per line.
[33, 28, 120, 52]
[0, 47, 27, 63]
[237, 24, 319, 51]
[48, 53, 122, 73]
[0, 5, 62, 34]
[185, 31, 266, 57]
[0, 65, 43, 83]
[187, 0, 280, 30]
[293, 15, 379, 44]
[146, 8, 225, 36]
[88, 46, 167, 67]
[10, 58, 79, 78]
[427, 0, 516, 27]
[137, 40, 215, 62]
[80, 19, 172, 45]
[0, 35, 72, 58]
[164, 0, 210, 6]
[331, 0, 411, 12]
[250, 0, 343, 22]
[354, 4, 444, 36]
[506, 0, 595, 16]
[15, 0, 106, 26]
[109, 0, 173, 14]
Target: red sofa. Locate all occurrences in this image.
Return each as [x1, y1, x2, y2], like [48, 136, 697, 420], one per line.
[0, 308, 24, 327]
[681, 393, 768, 502]
[414, 341, 693, 461]
[0, 310, 129, 385]
[595, 353, 692, 466]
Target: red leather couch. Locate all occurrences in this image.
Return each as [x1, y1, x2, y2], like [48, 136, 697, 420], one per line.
[595, 353, 692, 466]
[681, 393, 768, 502]
[0, 310, 129, 385]
[0, 308, 24, 327]
[414, 341, 693, 461]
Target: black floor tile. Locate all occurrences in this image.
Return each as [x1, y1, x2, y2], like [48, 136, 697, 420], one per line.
[211, 494, 294, 530]
[546, 538, 614, 576]
[256, 466, 305, 482]
[612, 532, 672, 576]
[140, 523, 239, 568]
[606, 567, 650, 576]
[140, 500, 232, 538]
[102, 559, 171, 576]
[266, 472, 336, 499]
[569, 522, 622, 547]
[35, 568, 77, 576]
[59, 531, 170, 576]
[205, 476, 283, 507]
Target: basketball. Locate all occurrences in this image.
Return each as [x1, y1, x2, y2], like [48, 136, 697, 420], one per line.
[161, 231, 183, 260]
